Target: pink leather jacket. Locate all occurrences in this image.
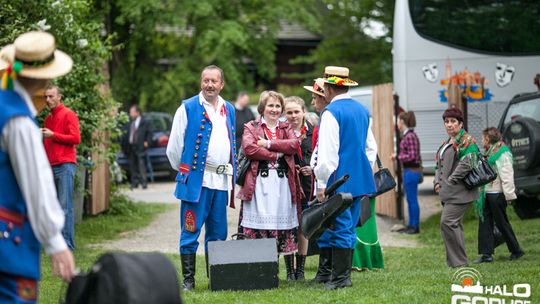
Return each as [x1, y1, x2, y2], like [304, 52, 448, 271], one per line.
[236, 117, 304, 204]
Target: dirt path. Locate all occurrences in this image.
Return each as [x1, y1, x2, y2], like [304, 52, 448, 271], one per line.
[95, 177, 442, 254]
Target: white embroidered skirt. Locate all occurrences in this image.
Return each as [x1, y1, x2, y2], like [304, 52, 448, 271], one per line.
[241, 170, 298, 230]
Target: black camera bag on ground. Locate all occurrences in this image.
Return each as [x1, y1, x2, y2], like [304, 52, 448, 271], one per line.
[64, 252, 182, 304]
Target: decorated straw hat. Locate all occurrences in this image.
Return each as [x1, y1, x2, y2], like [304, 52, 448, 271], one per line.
[0, 31, 72, 84]
[303, 78, 325, 97]
[322, 66, 358, 87]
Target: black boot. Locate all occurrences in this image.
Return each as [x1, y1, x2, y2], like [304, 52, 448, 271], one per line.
[180, 254, 196, 291]
[205, 251, 209, 278]
[312, 247, 332, 283]
[284, 255, 296, 281]
[325, 248, 353, 290]
[295, 254, 306, 281]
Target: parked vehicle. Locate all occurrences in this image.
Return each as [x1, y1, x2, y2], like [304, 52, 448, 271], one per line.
[498, 92, 540, 219]
[393, 0, 540, 171]
[117, 111, 175, 181]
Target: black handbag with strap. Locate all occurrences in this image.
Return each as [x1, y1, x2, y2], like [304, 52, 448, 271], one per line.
[372, 155, 397, 197]
[463, 153, 498, 190]
[236, 121, 259, 186]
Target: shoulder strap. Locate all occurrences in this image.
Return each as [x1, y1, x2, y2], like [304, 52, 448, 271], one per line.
[376, 154, 383, 170]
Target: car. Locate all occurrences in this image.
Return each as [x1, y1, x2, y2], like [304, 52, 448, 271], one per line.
[117, 111, 175, 181]
[498, 91, 540, 219]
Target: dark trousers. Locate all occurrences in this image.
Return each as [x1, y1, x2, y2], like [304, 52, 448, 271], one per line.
[478, 193, 522, 255]
[128, 145, 147, 187]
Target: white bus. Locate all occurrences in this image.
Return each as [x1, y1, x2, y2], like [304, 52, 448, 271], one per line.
[393, 0, 540, 170]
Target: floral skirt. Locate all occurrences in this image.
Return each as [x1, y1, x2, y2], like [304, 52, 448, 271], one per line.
[238, 201, 298, 254]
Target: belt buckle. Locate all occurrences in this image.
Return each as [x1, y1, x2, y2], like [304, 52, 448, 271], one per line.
[216, 165, 226, 174]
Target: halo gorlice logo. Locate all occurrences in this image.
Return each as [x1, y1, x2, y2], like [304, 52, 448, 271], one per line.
[450, 268, 531, 304]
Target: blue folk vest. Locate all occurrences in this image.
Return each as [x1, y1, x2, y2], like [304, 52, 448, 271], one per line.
[325, 98, 376, 197]
[0, 90, 41, 280]
[174, 95, 237, 203]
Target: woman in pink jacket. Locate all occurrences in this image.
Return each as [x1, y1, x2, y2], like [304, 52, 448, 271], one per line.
[237, 90, 303, 281]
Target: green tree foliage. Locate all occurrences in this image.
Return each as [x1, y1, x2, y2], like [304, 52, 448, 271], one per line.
[99, 0, 319, 112]
[293, 0, 394, 86]
[0, 0, 123, 167]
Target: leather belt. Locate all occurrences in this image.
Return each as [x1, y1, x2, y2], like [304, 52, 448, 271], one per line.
[205, 163, 233, 176]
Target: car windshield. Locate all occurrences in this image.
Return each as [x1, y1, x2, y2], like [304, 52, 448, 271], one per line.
[504, 98, 540, 125]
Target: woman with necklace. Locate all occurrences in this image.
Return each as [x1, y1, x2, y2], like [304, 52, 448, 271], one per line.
[237, 91, 303, 281]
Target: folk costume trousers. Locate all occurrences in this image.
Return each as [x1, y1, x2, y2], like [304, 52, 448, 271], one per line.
[0, 274, 37, 304]
[179, 187, 228, 254]
[317, 197, 361, 249]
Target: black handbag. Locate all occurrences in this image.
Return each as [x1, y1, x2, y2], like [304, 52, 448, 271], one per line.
[235, 148, 250, 186]
[372, 155, 397, 197]
[236, 121, 258, 186]
[463, 153, 498, 190]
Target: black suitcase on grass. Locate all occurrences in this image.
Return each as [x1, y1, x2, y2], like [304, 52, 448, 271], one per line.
[64, 252, 182, 304]
[207, 236, 278, 291]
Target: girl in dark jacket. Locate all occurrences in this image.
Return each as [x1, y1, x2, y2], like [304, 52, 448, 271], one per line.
[284, 96, 313, 280]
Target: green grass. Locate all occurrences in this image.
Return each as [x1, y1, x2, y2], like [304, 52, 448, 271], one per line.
[38, 199, 540, 304]
[39, 195, 172, 303]
[182, 207, 540, 304]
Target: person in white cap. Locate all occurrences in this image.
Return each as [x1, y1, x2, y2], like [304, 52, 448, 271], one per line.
[0, 31, 76, 303]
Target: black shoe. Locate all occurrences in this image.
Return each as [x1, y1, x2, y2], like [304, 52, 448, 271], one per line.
[509, 251, 525, 261]
[400, 226, 420, 235]
[312, 247, 332, 284]
[473, 254, 493, 264]
[325, 248, 353, 290]
[295, 254, 306, 281]
[142, 184, 148, 189]
[284, 255, 296, 281]
[180, 253, 196, 291]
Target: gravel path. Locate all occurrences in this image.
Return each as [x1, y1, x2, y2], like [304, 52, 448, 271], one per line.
[95, 177, 442, 254]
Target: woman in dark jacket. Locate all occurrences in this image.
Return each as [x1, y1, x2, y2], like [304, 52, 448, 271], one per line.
[284, 96, 313, 280]
[237, 91, 303, 281]
[434, 108, 480, 268]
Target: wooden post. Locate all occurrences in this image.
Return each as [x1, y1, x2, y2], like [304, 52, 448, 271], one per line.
[393, 93, 403, 220]
[372, 83, 398, 218]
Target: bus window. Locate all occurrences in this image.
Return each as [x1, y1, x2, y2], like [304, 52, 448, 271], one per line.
[409, 0, 540, 54]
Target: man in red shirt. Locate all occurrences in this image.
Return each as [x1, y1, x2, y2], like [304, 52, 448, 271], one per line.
[42, 85, 81, 250]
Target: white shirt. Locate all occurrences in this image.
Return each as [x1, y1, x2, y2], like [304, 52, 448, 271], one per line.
[167, 92, 232, 191]
[312, 93, 378, 188]
[129, 116, 141, 144]
[0, 81, 67, 255]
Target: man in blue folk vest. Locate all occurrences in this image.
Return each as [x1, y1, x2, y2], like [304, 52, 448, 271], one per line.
[0, 31, 76, 303]
[166, 65, 236, 291]
[313, 66, 376, 290]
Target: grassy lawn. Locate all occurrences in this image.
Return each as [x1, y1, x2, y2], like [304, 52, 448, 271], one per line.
[38, 199, 539, 304]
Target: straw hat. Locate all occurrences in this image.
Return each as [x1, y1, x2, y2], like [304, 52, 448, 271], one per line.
[0, 31, 72, 79]
[303, 78, 325, 97]
[322, 66, 358, 87]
